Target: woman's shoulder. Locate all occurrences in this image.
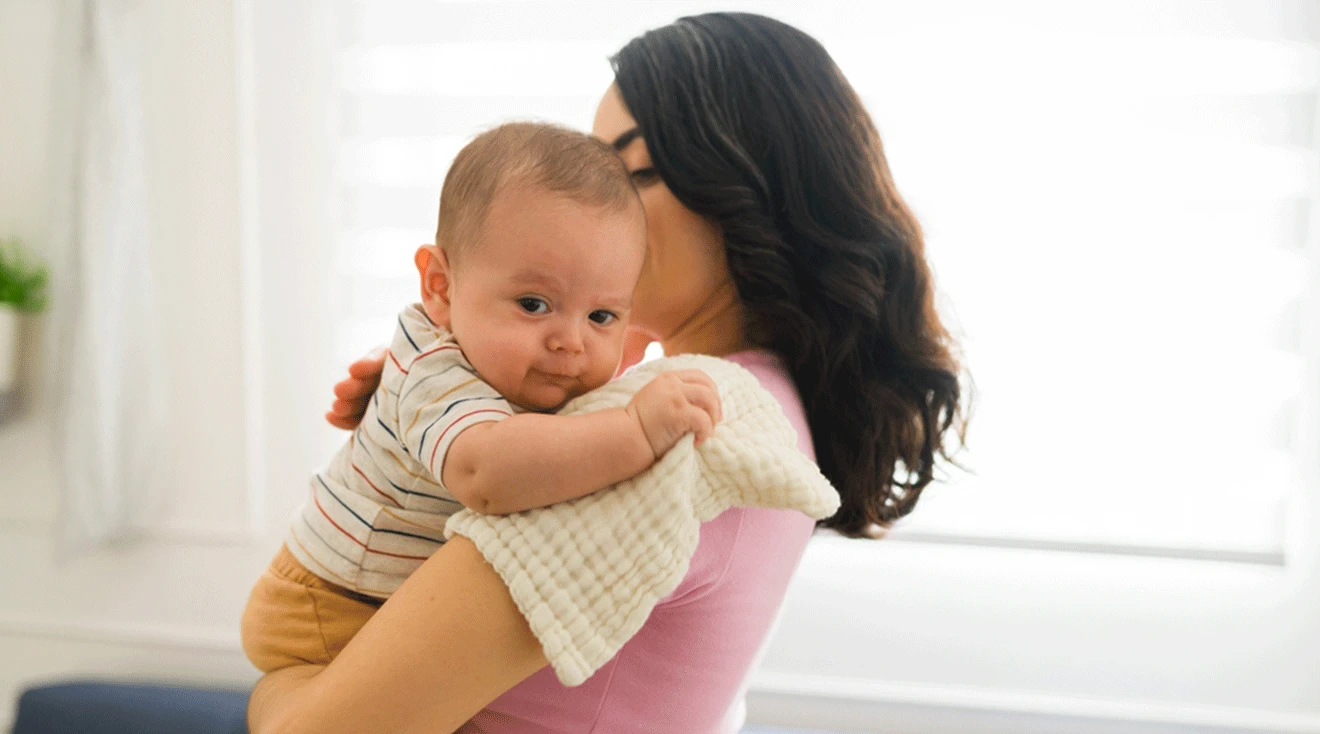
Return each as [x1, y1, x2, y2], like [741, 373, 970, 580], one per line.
[649, 348, 817, 655]
[658, 501, 815, 607]
[722, 349, 814, 460]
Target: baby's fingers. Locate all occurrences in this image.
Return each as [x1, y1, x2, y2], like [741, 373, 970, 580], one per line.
[670, 369, 718, 392]
[681, 381, 722, 425]
[687, 404, 716, 446]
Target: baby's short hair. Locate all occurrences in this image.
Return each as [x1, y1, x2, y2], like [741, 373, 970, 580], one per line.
[436, 122, 641, 258]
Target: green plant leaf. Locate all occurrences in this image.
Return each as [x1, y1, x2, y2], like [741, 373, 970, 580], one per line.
[0, 237, 50, 312]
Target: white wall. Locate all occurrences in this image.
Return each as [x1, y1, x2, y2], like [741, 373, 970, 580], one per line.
[0, 0, 285, 725]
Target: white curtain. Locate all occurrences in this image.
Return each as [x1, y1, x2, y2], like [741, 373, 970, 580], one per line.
[48, 0, 168, 553]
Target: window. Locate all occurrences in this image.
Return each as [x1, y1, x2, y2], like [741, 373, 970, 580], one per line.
[333, 0, 1317, 562]
[858, 20, 1315, 564]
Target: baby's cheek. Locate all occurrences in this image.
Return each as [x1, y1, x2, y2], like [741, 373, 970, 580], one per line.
[585, 355, 618, 390]
[493, 350, 537, 394]
[465, 336, 525, 395]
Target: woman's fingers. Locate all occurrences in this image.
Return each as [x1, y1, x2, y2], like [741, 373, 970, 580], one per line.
[327, 347, 385, 430]
[326, 411, 358, 431]
[336, 349, 385, 401]
[330, 398, 361, 418]
[326, 398, 367, 431]
[334, 378, 368, 401]
[347, 346, 388, 379]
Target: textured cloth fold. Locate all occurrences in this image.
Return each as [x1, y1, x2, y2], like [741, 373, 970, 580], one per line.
[445, 354, 839, 686]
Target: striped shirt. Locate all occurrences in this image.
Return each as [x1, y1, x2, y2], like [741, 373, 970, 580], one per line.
[286, 304, 514, 598]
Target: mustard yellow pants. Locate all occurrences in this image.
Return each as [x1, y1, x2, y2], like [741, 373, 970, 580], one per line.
[240, 545, 382, 673]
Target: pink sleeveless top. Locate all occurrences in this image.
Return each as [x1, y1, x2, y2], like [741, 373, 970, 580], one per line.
[460, 351, 818, 733]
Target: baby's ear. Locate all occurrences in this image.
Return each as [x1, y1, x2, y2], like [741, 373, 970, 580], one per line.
[415, 245, 453, 327]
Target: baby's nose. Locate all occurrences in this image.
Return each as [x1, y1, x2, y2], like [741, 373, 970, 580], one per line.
[547, 324, 584, 354]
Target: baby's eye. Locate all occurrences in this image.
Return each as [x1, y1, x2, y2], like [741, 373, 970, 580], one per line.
[518, 298, 549, 314]
[588, 310, 617, 325]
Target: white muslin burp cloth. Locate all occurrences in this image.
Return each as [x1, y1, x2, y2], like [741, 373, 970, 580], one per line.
[445, 354, 840, 686]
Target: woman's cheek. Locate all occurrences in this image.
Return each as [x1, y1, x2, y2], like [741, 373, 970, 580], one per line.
[635, 187, 724, 337]
[629, 276, 662, 335]
[632, 231, 680, 334]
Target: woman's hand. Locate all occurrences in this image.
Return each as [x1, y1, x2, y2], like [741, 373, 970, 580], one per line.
[325, 347, 387, 430]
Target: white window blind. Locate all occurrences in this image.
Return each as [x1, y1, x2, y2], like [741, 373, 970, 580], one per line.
[332, 0, 1319, 563]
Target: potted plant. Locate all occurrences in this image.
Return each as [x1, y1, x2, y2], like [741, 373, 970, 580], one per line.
[0, 237, 48, 415]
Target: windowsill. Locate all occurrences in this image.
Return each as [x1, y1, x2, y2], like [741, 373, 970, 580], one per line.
[880, 528, 1286, 566]
[798, 533, 1291, 605]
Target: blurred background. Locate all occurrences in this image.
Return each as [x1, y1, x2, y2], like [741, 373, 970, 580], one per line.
[2, 1, 1319, 732]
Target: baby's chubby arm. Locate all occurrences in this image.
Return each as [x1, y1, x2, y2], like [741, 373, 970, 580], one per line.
[442, 369, 722, 515]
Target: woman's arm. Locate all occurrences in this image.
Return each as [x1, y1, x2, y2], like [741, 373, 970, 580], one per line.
[247, 535, 548, 734]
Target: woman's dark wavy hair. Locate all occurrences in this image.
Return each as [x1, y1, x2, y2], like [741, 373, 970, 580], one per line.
[612, 12, 967, 537]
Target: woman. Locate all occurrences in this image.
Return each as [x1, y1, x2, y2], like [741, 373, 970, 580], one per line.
[249, 12, 963, 734]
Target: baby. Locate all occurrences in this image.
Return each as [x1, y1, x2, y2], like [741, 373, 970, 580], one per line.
[241, 122, 721, 673]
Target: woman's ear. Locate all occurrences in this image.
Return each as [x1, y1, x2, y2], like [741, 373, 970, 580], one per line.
[415, 244, 453, 328]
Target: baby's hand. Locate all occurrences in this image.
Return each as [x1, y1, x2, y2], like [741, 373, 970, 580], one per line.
[626, 370, 723, 459]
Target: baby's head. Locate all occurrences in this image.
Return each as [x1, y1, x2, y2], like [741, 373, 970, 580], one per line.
[415, 122, 647, 412]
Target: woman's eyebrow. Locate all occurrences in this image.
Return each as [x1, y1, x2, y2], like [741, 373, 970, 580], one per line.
[611, 127, 642, 151]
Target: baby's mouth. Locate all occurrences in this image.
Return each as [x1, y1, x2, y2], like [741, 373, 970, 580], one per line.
[535, 368, 580, 383]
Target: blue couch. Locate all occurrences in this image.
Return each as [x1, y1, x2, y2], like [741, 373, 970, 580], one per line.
[11, 682, 249, 734]
[10, 681, 828, 733]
